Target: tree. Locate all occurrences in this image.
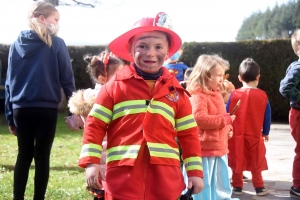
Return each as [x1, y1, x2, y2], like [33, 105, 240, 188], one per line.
[33, 0, 101, 8]
[292, 0, 300, 29]
[236, 0, 297, 41]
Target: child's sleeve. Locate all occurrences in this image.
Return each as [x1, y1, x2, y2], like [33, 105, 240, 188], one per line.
[262, 100, 271, 135]
[176, 93, 203, 178]
[5, 45, 14, 127]
[226, 93, 232, 112]
[191, 93, 229, 129]
[78, 86, 113, 168]
[279, 63, 300, 102]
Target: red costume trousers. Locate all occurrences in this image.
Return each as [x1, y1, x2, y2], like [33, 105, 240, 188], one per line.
[232, 172, 264, 188]
[289, 108, 300, 188]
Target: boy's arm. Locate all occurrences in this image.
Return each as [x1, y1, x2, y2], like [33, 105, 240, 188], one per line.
[176, 94, 203, 178]
[262, 100, 271, 135]
[279, 63, 300, 102]
[226, 93, 232, 112]
[78, 86, 112, 168]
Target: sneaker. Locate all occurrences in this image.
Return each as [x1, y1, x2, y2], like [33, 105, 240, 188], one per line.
[290, 186, 300, 199]
[255, 187, 269, 196]
[232, 187, 243, 195]
[243, 175, 251, 182]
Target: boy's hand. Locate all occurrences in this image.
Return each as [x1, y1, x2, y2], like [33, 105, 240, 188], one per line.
[263, 135, 269, 142]
[86, 163, 106, 190]
[228, 130, 233, 139]
[228, 125, 233, 139]
[230, 115, 236, 122]
[187, 176, 204, 194]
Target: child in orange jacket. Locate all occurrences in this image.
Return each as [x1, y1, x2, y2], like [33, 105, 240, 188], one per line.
[183, 54, 237, 200]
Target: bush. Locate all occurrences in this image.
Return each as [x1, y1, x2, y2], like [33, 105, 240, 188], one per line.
[1, 40, 297, 122]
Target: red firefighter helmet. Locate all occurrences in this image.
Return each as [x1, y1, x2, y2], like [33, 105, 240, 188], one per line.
[108, 12, 182, 62]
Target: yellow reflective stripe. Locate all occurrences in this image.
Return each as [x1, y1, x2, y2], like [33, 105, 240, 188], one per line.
[147, 142, 179, 160]
[80, 143, 103, 159]
[106, 145, 140, 162]
[89, 103, 112, 124]
[184, 156, 203, 171]
[176, 114, 197, 131]
[147, 100, 175, 126]
[112, 100, 147, 120]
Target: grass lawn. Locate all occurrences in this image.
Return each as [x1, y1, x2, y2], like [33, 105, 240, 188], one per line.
[0, 113, 93, 200]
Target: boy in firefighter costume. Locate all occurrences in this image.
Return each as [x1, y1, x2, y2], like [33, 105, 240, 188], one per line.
[227, 58, 271, 196]
[78, 12, 204, 200]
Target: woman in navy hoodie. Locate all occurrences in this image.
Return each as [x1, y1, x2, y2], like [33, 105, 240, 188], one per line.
[5, 1, 75, 199]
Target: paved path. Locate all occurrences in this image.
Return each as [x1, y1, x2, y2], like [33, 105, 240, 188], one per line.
[231, 124, 296, 200]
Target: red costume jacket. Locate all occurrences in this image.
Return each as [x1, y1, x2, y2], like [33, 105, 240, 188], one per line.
[228, 88, 268, 173]
[78, 65, 203, 200]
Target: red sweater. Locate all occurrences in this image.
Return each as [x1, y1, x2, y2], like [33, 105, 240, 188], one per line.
[190, 87, 231, 157]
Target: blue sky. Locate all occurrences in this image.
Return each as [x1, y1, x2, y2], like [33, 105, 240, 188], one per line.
[0, 0, 289, 45]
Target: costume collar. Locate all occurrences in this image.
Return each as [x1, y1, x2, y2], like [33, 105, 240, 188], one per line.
[133, 64, 162, 80]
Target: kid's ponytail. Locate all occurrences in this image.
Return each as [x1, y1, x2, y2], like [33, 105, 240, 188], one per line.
[27, 1, 58, 47]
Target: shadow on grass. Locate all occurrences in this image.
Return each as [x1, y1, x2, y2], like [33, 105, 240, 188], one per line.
[0, 164, 84, 172]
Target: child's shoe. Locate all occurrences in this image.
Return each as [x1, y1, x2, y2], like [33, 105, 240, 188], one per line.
[255, 187, 269, 196]
[290, 186, 300, 199]
[242, 175, 251, 182]
[232, 187, 242, 195]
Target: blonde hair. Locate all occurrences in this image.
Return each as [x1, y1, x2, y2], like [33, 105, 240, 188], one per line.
[187, 54, 229, 93]
[291, 29, 300, 56]
[27, 1, 58, 47]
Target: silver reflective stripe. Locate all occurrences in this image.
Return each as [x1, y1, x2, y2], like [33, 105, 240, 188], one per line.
[148, 147, 179, 157]
[106, 145, 141, 162]
[176, 118, 195, 128]
[81, 148, 102, 154]
[113, 104, 147, 115]
[107, 149, 139, 157]
[92, 107, 111, 120]
[185, 161, 202, 169]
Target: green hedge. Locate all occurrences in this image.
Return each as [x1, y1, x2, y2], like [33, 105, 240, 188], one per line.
[0, 40, 297, 122]
[181, 40, 297, 122]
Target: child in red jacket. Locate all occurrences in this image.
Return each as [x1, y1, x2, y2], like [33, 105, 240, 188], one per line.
[227, 58, 271, 196]
[78, 12, 204, 200]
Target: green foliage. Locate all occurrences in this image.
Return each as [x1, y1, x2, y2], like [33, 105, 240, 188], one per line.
[0, 113, 93, 200]
[0, 44, 107, 90]
[1, 40, 297, 122]
[181, 40, 297, 122]
[67, 46, 107, 89]
[237, 1, 297, 41]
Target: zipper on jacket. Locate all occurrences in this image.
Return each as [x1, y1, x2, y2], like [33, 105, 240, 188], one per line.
[142, 142, 148, 200]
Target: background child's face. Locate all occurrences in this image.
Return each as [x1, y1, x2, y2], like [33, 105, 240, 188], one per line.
[40, 11, 60, 25]
[207, 65, 225, 91]
[130, 31, 169, 74]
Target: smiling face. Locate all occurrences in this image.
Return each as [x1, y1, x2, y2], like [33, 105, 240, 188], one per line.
[129, 31, 169, 74]
[207, 64, 225, 91]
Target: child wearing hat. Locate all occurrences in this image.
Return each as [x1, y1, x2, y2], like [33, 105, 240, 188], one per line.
[78, 12, 204, 200]
[163, 46, 189, 81]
